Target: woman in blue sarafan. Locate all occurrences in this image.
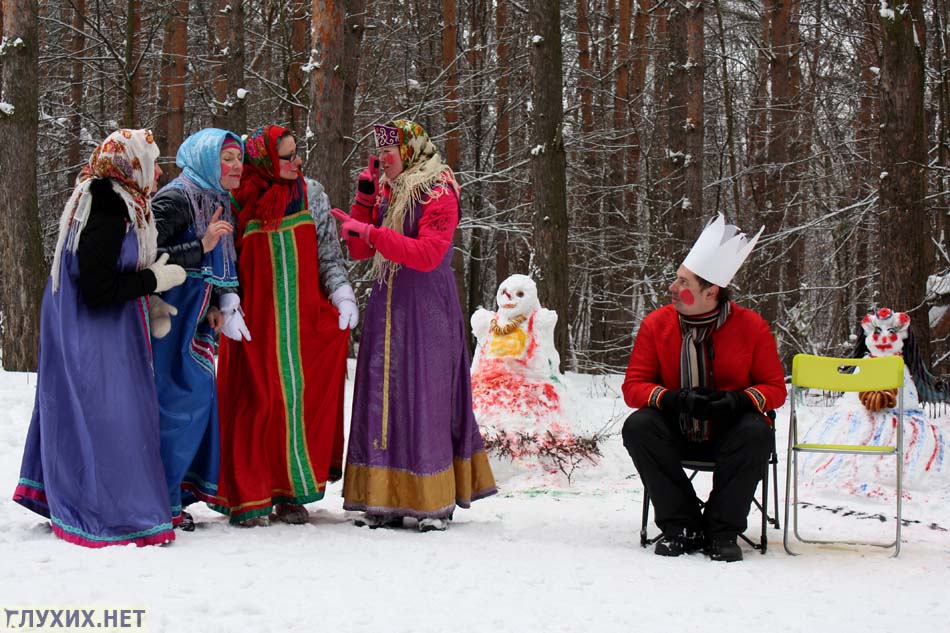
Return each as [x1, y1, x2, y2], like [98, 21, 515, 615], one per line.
[13, 129, 187, 548]
[150, 128, 250, 531]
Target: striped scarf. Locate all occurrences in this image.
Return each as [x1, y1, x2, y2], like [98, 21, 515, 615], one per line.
[678, 302, 732, 441]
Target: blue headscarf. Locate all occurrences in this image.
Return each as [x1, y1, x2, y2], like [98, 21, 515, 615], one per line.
[176, 128, 243, 193]
[160, 128, 243, 286]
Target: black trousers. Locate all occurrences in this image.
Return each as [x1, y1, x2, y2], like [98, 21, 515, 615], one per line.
[622, 407, 772, 539]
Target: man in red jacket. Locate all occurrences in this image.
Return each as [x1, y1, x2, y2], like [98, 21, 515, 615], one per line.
[621, 215, 785, 562]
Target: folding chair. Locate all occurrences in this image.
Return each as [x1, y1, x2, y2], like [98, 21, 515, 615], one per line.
[639, 414, 780, 554]
[783, 354, 905, 556]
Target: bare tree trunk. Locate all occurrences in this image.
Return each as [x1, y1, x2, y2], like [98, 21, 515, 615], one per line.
[577, 0, 594, 135]
[628, 0, 650, 191]
[158, 0, 188, 179]
[309, 0, 364, 207]
[934, 0, 950, 249]
[66, 0, 85, 185]
[746, 4, 771, 222]
[529, 0, 570, 370]
[465, 0, 489, 328]
[440, 0, 467, 314]
[123, 0, 140, 128]
[650, 2, 671, 226]
[340, 0, 365, 184]
[0, 0, 44, 371]
[667, 1, 689, 249]
[494, 0, 512, 284]
[713, 0, 741, 220]
[759, 0, 793, 327]
[878, 0, 932, 360]
[288, 0, 308, 131]
[685, 0, 704, 223]
[441, 0, 459, 168]
[212, 0, 247, 133]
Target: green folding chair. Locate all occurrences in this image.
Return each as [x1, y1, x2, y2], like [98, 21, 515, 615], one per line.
[783, 354, 905, 556]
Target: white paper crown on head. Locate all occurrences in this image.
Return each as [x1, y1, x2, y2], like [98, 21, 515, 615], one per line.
[681, 214, 764, 287]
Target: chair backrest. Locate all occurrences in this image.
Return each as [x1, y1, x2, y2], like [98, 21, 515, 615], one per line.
[791, 354, 904, 392]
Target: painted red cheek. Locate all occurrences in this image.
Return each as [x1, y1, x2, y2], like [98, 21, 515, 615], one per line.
[890, 333, 898, 342]
[220, 163, 231, 177]
[679, 289, 695, 306]
[873, 333, 879, 340]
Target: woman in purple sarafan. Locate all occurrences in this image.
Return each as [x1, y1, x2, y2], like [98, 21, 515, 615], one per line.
[333, 119, 497, 532]
[13, 129, 187, 547]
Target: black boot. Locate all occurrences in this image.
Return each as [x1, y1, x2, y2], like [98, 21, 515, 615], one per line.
[178, 510, 195, 532]
[655, 527, 705, 557]
[705, 536, 743, 562]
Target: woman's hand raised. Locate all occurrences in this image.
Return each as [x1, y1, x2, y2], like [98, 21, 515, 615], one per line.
[201, 207, 234, 253]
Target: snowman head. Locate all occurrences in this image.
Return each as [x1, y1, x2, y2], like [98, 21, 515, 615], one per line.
[861, 307, 911, 357]
[495, 274, 540, 321]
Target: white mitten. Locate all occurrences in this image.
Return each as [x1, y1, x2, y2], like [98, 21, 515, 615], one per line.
[219, 293, 252, 341]
[148, 295, 178, 339]
[148, 253, 187, 292]
[330, 285, 359, 330]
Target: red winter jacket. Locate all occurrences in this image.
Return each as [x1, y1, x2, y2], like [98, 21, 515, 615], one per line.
[344, 182, 457, 271]
[622, 303, 787, 414]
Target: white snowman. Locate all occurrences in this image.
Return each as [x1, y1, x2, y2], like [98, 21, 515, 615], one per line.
[470, 275, 575, 466]
[471, 274, 559, 380]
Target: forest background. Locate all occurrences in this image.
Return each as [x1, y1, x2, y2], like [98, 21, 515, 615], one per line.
[0, 0, 945, 380]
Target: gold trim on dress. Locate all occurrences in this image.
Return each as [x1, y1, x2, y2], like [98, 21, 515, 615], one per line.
[343, 452, 497, 512]
[374, 268, 396, 451]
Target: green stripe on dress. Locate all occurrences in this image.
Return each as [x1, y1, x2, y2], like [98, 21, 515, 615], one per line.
[270, 228, 318, 498]
[245, 210, 313, 237]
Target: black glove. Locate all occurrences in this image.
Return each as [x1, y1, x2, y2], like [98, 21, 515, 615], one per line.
[706, 390, 755, 419]
[357, 177, 375, 195]
[659, 388, 712, 417]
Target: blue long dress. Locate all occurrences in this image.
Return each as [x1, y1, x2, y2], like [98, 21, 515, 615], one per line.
[150, 128, 242, 524]
[13, 224, 174, 547]
[150, 228, 231, 523]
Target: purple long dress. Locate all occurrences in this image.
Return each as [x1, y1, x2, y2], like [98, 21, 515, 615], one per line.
[342, 193, 497, 520]
[13, 224, 174, 547]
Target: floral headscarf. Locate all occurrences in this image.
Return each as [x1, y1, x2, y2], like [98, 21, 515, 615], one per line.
[373, 119, 461, 282]
[52, 129, 160, 291]
[231, 124, 307, 234]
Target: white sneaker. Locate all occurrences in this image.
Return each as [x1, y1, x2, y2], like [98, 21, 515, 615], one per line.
[418, 517, 448, 532]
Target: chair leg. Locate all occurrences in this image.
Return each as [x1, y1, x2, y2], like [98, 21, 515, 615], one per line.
[640, 488, 651, 548]
[760, 461, 768, 554]
[771, 450, 781, 530]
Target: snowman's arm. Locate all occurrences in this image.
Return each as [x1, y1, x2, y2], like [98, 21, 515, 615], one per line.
[471, 308, 494, 341]
[535, 308, 558, 336]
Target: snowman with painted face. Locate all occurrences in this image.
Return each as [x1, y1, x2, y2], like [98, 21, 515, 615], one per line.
[800, 308, 948, 498]
[470, 275, 574, 466]
[471, 274, 559, 380]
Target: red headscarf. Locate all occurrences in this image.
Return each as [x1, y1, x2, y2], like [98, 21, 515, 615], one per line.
[231, 124, 307, 234]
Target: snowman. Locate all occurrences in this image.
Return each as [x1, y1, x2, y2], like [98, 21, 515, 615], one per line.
[799, 308, 948, 499]
[470, 275, 577, 466]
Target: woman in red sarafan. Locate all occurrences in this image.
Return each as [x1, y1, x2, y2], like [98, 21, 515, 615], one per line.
[212, 124, 350, 527]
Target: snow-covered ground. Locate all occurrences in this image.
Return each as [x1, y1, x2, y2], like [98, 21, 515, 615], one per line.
[1, 364, 948, 632]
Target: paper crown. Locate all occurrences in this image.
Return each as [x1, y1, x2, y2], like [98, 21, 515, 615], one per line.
[681, 214, 763, 287]
[373, 124, 400, 149]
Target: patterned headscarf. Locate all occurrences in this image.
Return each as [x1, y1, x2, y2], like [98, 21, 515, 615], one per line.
[52, 129, 160, 291]
[231, 124, 307, 234]
[373, 119, 461, 282]
[161, 128, 242, 268]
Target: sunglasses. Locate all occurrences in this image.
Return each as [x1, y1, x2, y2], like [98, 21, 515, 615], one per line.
[278, 149, 298, 162]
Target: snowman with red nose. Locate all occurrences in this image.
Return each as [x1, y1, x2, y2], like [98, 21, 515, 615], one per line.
[471, 275, 593, 477]
[799, 307, 949, 499]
